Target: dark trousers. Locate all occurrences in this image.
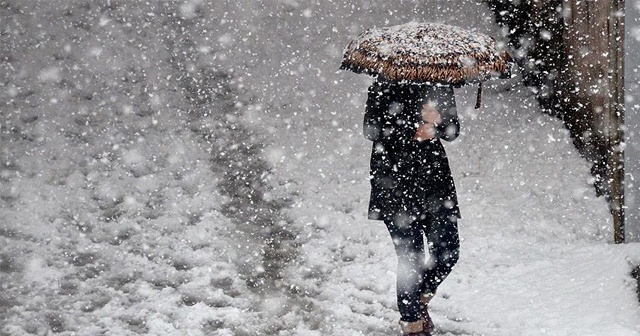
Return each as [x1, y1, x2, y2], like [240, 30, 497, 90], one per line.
[384, 213, 460, 322]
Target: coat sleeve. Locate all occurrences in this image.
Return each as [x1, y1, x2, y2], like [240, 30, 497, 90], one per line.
[363, 83, 387, 141]
[434, 86, 460, 142]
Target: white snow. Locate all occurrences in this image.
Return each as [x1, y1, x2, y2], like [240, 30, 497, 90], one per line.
[350, 22, 496, 64]
[1, 0, 639, 336]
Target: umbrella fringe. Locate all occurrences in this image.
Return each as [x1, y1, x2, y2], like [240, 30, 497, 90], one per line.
[341, 47, 512, 85]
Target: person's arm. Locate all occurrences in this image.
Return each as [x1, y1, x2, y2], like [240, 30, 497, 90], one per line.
[434, 86, 460, 142]
[413, 86, 460, 142]
[363, 82, 387, 141]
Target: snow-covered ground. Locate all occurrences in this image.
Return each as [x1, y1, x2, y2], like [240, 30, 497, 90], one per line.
[1, 0, 639, 335]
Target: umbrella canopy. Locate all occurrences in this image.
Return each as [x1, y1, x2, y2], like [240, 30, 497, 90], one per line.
[340, 22, 513, 86]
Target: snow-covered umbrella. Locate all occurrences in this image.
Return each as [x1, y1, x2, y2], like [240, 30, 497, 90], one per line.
[340, 22, 514, 107]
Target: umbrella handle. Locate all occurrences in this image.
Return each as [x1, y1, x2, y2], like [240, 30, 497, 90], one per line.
[475, 82, 482, 109]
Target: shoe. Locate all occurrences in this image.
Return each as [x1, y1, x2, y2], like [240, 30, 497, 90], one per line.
[399, 319, 428, 336]
[419, 293, 435, 334]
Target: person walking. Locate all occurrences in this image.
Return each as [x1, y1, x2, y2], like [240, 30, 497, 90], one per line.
[363, 79, 461, 336]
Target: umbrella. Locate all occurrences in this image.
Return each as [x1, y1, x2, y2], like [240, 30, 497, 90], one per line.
[340, 22, 514, 107]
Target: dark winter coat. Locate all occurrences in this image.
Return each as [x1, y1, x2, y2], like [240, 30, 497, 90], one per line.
[364, 80, 461, 223]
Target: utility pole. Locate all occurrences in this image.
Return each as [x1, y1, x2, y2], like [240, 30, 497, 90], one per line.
[609, 0, 625, 243]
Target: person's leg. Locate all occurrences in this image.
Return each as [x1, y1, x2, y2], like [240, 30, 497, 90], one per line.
[384, 218, 426, 323]
[421, 212, 460, 296]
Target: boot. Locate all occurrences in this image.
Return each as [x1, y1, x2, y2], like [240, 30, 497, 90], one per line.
[419, 293, 435, 334]
[399, 319, 428, 336]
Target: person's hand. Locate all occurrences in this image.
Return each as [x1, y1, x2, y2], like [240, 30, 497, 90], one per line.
[421, 103, 442, 124]
[413, 102, 442, 141]
[413, 122, 436, 141]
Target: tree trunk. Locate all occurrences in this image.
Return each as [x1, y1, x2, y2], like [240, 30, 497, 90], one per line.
[561, 0, 625, 243]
